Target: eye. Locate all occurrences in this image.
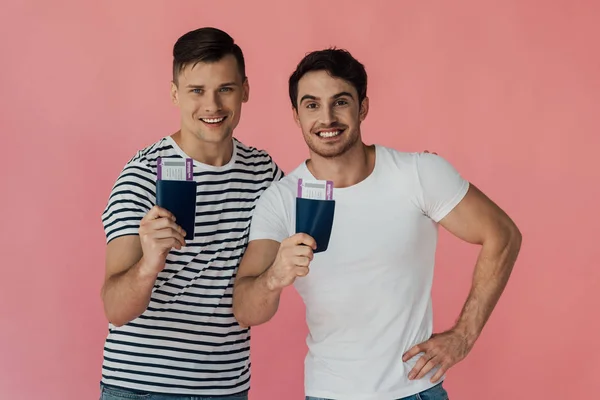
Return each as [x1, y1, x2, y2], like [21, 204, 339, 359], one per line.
[306, 103, 318, 109]
[191, 88, 202, 94]
[219, 87, 232, 92]
[335, 99, 348, 106]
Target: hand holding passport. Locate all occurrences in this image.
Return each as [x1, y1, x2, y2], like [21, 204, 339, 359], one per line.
[155, 157, 196, 241]
[137, 205, 187, 276]
[266, 178, 336, 290]
[266, 232, 317, 290]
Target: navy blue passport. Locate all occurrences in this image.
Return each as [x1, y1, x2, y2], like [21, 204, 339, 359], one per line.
[295, 197, 336, 253]
[156, 180, 196, 240]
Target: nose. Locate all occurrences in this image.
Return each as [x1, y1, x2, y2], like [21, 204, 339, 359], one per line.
[203, 91, 222, 114]
[319, 104, 337, 126]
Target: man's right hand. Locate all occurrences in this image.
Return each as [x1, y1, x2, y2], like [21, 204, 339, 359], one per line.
[138, 205, 186, 277]
[265, 233, 316, 291]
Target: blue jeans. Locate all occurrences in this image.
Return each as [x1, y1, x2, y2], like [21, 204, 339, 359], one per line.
[100, 383, 248, 400]
[306, 382, 449, 400]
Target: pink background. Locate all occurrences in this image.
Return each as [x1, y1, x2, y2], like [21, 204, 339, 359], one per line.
[1, 1, 599, 399]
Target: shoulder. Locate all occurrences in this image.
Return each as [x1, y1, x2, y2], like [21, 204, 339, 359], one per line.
[233, 138, 284, 180]
[374, 145, 421, 176]
[375, 145, 456, 174]
[413, 152, 461, 178]
[256, 163, 304, 202]
[233, 138, 276, 162]
[122, 136, 175, 174]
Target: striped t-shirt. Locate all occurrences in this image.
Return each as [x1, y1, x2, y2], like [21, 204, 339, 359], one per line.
[100, 135, 283, 395]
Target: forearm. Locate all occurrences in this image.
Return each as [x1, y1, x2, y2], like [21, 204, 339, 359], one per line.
[454, 228, 522, 345]
[233, 270, 283, 327]
[101, 258, 158, 327]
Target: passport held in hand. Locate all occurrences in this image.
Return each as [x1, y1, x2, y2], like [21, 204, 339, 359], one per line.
[295, 178, 336, 253]
[155, 157, 196, 241]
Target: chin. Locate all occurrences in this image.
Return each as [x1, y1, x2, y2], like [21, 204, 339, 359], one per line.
[194, 130, 232, 143]
[309, 146, 347, 159]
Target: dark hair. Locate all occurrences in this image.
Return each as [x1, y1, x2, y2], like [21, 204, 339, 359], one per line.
[172, 27, 246, 84]
[288, 48, 367, 109]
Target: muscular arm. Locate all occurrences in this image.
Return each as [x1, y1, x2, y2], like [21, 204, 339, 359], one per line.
[232, 239, 282, 327]
[405, 183, 522, 382]
[439, 183, 522, 345]
[100, 236, 157, 327]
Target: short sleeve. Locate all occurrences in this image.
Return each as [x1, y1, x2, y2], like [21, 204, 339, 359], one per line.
[101, 162, 156, 243]
[270, 157, 285, 182]
[414, 153, 469, 222]
[248, 184, 290, 243]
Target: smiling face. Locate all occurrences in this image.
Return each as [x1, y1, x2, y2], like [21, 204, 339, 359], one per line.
[171, 54, 249, 145]
[293, 70, 368, 159]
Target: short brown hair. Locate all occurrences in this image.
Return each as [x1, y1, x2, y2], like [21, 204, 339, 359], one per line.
[172, 27, 246, 84]
[289, 48, 367, 109]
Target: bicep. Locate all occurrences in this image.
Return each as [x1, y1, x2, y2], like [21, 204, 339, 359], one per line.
[104, 235, 143, 281]
[438, 184, 518, 245]
[236, 239, 281, 280]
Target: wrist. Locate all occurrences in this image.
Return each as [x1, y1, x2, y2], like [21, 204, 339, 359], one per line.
[134, 257, 160, 281]
[260, 267, 282, 293]
[452, 323, 480, 349]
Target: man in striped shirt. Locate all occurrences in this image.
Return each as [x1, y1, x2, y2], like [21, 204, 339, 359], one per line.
[99, 27, 283, 399]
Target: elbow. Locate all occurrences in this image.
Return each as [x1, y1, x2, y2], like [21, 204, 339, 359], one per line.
[232, 275, 278, 328]
[508, 221, 523, 253]
[232, 301, 253, 329]
[232, 305, 248, 328]
[232, 286, 265, 328]
[108, 317, 126, 328]
[495, 221, 522, 269]
[103, 305, 128, 327]
[484, 220, 522, 259]
[103, 308, 126, 327]
[232, 286, 250, 328]
[100, 291, 127, 328]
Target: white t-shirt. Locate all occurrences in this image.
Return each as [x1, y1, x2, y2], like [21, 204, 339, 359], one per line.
[248, 145, 469, 400]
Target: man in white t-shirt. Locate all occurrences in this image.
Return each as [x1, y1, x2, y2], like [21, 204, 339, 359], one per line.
[232, 48, 522, 400]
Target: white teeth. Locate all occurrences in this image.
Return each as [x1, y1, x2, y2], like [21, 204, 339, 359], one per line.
[318, 130, 341, 138]
[201, 117, 225, 123]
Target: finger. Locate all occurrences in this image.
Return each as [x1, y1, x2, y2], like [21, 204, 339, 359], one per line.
[402, 344, 423, 362]
[415, 356, 440, 380]
[430, 364, 447, 383]
[292, 233, 317, 249]
[424, 150, 430, 153]
[145, 205, 175, 221]
[141, 224, 186, 243]
[295, 266, 309, 277]
[408, 354, 430, 380]
[293, 244, 314, 260]
[145, 218, 185, 235]
[150, 229, 186, 248]
[294, 256, 311, 267]
[154, 237, 185, 251]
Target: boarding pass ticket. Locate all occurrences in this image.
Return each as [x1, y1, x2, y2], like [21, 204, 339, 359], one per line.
[157, 157, 193, 181]
[297, 178, 333, 200]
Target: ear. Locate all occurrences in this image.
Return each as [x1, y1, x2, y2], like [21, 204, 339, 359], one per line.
[242, 77, 250, 103]
[292, 106, 301, 127]
[170, 81, 180, 106]
[359, 96, 369, 121]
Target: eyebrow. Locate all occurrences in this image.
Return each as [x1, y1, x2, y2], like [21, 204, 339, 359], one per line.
[186, 82, 239, 89]
[300, 91, 354, 104]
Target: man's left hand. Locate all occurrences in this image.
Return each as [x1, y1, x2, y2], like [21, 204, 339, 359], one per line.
[402, 329, 473, 383]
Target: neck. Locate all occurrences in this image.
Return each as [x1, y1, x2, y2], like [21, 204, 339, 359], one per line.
[171, 130, 233, 166]
[306, 142, 375, 188]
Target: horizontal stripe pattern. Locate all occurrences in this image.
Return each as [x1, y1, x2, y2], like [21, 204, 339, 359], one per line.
[100, 136, 283, 395]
